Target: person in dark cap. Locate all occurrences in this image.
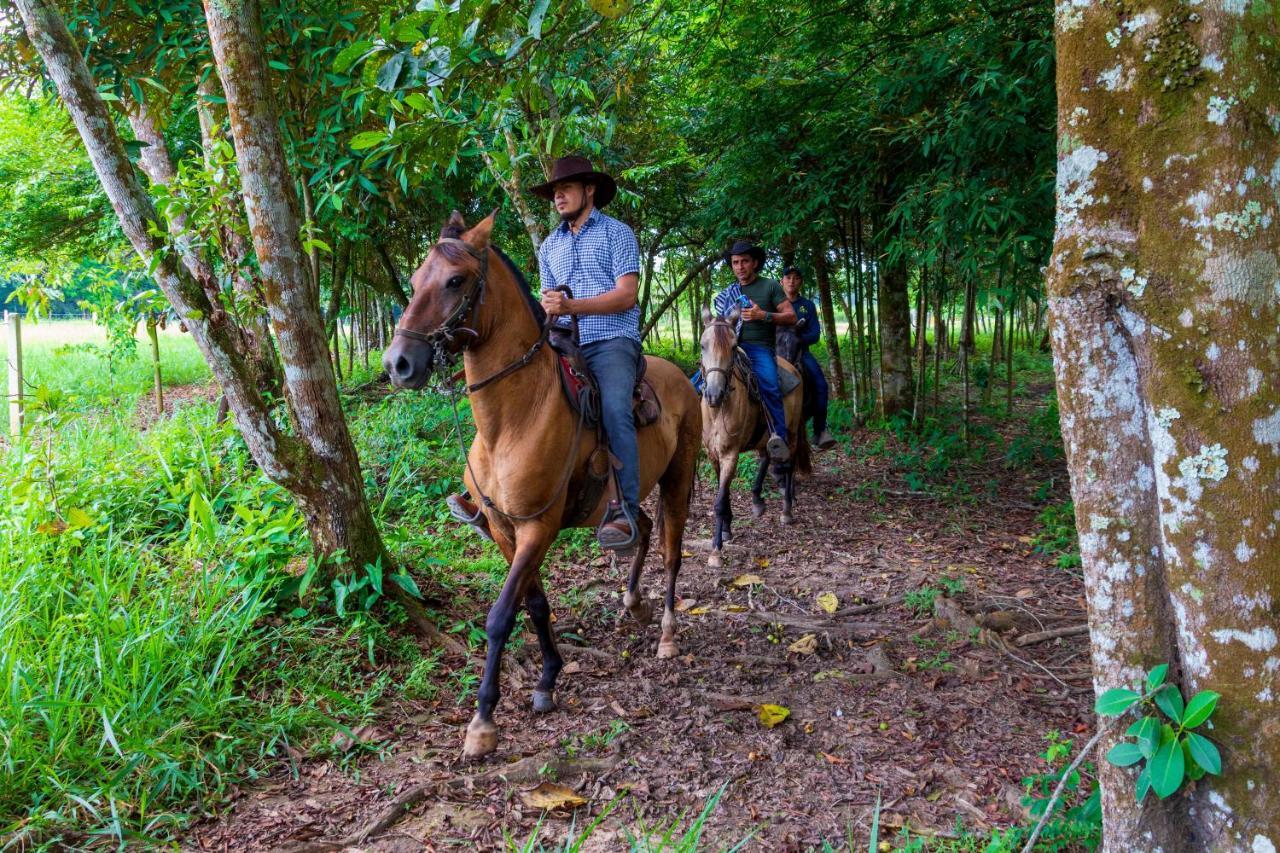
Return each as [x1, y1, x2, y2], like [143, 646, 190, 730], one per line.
[531, 155, 644, 552]
[777, 266, 836, 450]
[709, 240, 797, 463]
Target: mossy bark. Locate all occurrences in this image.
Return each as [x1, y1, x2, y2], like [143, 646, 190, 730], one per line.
[1050, 2, 1279, 849]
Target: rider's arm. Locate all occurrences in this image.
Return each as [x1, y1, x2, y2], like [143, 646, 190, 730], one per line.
[565, 273, 638, 315]
[798, 300, 822, 345]
[771, 298, 798, 326]
[537, 240, 556, 291]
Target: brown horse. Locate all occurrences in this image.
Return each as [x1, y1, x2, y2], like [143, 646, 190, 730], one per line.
[698, 307, 811, 570]
[382, 211, 702, 759]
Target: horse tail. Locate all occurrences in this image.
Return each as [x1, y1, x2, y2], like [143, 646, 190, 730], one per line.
[794, 426, 812, 475]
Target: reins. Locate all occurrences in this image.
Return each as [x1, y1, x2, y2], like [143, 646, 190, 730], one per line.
[700, 318, 743, 403]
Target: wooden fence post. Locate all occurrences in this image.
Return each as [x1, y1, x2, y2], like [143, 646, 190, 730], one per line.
[5, 311, 22, 439]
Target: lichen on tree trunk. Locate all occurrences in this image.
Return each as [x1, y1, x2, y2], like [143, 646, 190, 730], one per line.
[1049, 2, 1279, 849]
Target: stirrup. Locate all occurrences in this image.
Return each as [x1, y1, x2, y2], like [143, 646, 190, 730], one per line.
[447, 493, 494, 543]
[766, 433, 790, 463]
[597, 501, 639, 553]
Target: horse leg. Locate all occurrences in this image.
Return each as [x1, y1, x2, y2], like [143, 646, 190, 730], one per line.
[708, 453, 738, 570]
[779, 463, 796, 526]
[751, 450, 769, 518]
[464, 531, 553, 759]
[524, 576, 563, 714]
[656, 468, 693, 659]
[622, 509, 654, 624]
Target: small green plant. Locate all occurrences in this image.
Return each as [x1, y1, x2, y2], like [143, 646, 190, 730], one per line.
[1033, 501, 1082, 570]
[402, 649, 445, 701]
[939, 574, 965, 596]
[562, 719, 630, 757]
[904, 586, 939, 617]
[1097, 663, 1222, 800]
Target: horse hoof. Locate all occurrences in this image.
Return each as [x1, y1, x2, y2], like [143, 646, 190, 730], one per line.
[462, 718, 498, 759]
[751, 502, 765, 519]
[657, 637, 679, 659]
[708, 551, 722, 569]
[532, 689, 557, 714]
[781, 512, 795, 525]
[629, 599, 654, 625]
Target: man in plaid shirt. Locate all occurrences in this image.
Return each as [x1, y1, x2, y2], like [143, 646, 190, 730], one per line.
[533, 156, 644, 552]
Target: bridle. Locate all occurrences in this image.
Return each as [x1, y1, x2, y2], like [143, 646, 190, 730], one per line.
[700, 317, 740, 404]
[392, 237, 549, 393]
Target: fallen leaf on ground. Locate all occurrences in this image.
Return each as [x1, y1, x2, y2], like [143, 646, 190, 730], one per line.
[731, 573, 765, 587]
[723, 604, 748, 612]
[788, 634, 818, 654]
[757, 703, 790, 728]
[681, 550, 693, 558]
[687, 605, 711, 615]
[329, 725, 385, 752]
[816, 592, 839, 614]
[755, 557, 770, 568]
[1014, 588, 1035, 599]
[821, 752, 847, 764]
[520, 782, 587, 811]
[676, 598, 697, 612]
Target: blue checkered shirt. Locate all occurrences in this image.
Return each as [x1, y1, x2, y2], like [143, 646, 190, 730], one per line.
[538, 208, 641, 345]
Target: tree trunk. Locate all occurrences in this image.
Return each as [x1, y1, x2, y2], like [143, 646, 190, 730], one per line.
[811, 239, 848, 400]
[1050, 3, 1279, 849]
[876, 256, 913, 419]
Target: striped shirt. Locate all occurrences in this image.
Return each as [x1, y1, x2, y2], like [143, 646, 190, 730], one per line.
[538, 208, 641, 345]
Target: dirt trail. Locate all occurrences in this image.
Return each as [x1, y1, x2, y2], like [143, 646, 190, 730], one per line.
[187, 417, 1091, 851]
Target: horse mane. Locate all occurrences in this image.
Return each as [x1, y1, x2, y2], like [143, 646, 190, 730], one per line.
[434, 228, 546, 328]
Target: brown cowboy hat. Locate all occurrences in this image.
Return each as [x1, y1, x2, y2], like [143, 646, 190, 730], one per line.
[724, 239, 766, 267]
[530, 155, 618, 207]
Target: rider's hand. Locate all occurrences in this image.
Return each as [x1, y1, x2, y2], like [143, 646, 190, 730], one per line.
[742, 302, 766, 322]
[541, 290, 573, 316]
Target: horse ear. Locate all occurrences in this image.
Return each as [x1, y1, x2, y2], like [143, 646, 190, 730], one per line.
[701, 306, 713, 326]
[463, 209, 497, 249]
[441, 210, 468, 239]
[727, 307, 741, 328]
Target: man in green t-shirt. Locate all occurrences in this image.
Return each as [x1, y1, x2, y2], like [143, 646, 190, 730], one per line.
[711, 239, 797, 462]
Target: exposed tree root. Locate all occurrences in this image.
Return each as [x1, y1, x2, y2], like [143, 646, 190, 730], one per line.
[1014, 624, 1088, 647]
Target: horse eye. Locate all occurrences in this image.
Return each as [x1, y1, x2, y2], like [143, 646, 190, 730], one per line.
[446, 275, 465, 289]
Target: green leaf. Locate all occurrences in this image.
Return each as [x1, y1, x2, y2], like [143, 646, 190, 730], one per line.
[1149, 739, 1186, 799]
[66, 507, 94, 528]
[1182, 690, 1220, 729]
[1154, 687, 1185, 724]
[1135, 766, 1152, 801]
[1106, 742, 1144, 767]
[1135, 716, 1160, 759]
[1095, 688, 1141, 717]
[404, 92, 430, 112]
[1185, 732, 1221, 775]
[333, 40, 373, 73]
[1145, 664, 1168, 692]
[391, 572, 422, 598]
[393, 21, 425, 43]
[376, 52, 407, 92]
[460, 17, 480, 49]
[350, 131, 387, 150]
[268, 60, 291, 71]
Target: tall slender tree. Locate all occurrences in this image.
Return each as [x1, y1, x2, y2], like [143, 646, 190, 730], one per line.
[1049, 1, 1279, 848]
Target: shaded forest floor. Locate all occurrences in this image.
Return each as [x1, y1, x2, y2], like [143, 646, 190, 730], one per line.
[184, 381, 1097, 851]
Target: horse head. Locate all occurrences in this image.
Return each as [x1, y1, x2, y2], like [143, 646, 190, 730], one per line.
[699, 305, 741, 408]
[383, 210, 495, 389]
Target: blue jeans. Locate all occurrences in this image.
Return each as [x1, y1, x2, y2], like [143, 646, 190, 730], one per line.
[741, 344, 787, 443]
[582, 337, 642, 515]
[799, 351, 830, 434]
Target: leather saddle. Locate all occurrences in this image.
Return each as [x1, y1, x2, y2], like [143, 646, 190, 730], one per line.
[549, 325, 662, 430]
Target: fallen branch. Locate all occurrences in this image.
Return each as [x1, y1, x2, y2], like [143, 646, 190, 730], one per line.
[1015, 624, 1089, 647]
[743, 610, 883, 638]
[833, 593, 904, 617]
[282, 753, 618, 851]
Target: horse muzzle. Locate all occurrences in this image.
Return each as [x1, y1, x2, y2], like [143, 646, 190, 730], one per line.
[383, 336, 436, 390]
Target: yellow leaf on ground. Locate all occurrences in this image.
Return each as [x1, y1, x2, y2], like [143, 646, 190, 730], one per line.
[520, 782, 587, 811]
[731, 573, 765, 587]
[755, 557, 770, 568]
[758, 704, 790, 728]
[723, 604, 748, 612]
[681, 550, 693, 558]
[687, 605, 711, 615]
[816, 592, 839, 614]
[788, 634, 818, 654]
[1017, 535, 1035, 545]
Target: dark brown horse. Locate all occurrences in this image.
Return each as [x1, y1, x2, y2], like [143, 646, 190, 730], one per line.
[382, 211, 702, 759]
[699, 307, 811, 570]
